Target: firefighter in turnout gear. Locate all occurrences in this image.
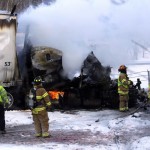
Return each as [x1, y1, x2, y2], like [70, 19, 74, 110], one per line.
[31, 76, 51, 137]
[0, 84, 9, 134]
[118, 65, 131, 112]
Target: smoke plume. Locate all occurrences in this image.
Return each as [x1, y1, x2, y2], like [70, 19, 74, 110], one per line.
[18, 0, 150, 78]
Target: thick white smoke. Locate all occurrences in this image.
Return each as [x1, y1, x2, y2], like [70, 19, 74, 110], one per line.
[18, 0, 150, 78]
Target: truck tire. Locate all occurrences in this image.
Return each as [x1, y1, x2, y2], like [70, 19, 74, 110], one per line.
[7, 92, 14, 109]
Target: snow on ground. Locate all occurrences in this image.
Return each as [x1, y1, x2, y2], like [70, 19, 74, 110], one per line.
[0, 109, 150, 150]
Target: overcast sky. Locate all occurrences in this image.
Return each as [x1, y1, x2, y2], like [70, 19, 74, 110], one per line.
[18, 0, 150, 76]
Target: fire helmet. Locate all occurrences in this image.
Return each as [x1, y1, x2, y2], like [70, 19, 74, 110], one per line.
[118, 65, 127, 72]
[33, 76, 42, 85]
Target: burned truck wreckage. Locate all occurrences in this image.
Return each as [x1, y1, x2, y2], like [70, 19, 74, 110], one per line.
[0, 8, 143, 111]
[23, 42, 139, 110]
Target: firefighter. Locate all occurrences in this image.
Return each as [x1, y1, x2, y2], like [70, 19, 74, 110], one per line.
[135, 78, 141, 90]
[31, 76, 51, 138]
[118, 65, 131, 112]
[0, 84, 9, 134]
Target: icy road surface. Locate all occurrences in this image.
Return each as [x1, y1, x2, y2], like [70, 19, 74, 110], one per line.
[0, 109, 150, 150]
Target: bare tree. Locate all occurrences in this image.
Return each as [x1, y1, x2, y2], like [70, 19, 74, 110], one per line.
[0, 0, 54, 14]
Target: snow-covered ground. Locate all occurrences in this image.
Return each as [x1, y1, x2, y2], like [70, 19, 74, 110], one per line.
[1, 109, 150, 150]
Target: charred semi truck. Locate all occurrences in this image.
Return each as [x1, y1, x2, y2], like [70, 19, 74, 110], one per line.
[0, 12, 139, 110]
[0, 13, 25, 109]
[25, 44, 139, 109]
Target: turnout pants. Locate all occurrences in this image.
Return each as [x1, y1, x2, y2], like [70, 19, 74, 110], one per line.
[0, 105, 5, 131]
[119, 94, 129, 111]
[32, 109, 49, 136]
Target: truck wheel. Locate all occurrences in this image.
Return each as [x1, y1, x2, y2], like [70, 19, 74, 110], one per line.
[7, 92, 14, 108]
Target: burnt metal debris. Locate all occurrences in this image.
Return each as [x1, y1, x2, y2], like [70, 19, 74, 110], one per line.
[16, 29, 145, 110]
[23, 40, 140, 110]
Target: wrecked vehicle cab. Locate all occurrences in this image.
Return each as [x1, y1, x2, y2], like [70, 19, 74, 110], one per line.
[25, 43, 138, 110]
[31, 46, 63, 73]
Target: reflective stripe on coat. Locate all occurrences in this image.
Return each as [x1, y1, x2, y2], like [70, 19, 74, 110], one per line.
[118, 73, 130, 95]
[32, 86, 51, 114]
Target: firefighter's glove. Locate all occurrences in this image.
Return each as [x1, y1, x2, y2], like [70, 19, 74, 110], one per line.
[46, 105, 54, 112]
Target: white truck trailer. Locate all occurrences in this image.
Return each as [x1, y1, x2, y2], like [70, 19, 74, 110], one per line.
[0, 13, 23, 108]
